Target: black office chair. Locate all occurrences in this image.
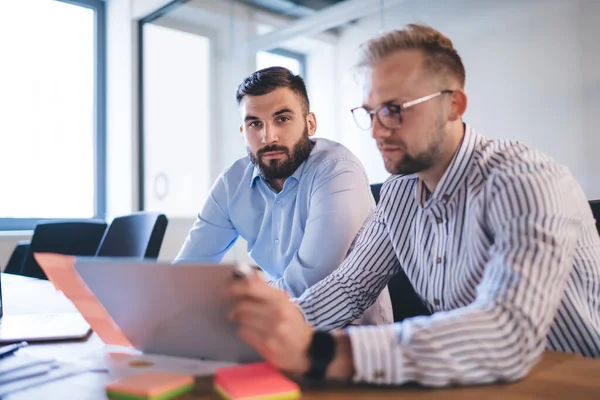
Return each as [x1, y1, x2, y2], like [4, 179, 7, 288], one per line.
[371, 182, 431, 322]
[95, 212, 168, 259]
[4, 240, 31, 275]
[590, 200, 600, 236]
[21, 220, 108, 279]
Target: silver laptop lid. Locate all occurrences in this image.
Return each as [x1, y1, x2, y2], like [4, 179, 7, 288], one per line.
[74, 257, 261, 363]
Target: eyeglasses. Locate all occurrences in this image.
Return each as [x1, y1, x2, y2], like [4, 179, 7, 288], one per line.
[350, 90, 454, 131]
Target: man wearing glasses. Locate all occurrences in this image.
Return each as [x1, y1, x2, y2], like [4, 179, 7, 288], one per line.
[227, 24, 600, 386]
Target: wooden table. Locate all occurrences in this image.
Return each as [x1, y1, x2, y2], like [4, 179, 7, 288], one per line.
[2, 273, 600, 399]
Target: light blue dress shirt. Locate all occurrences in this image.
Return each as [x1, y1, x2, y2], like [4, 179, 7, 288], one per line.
[174, 138, 375, 298]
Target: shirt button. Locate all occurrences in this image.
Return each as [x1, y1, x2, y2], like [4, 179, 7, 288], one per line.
[274, 239, 280, 244]
[433, 298, 440, 306]
[442, 194, 450, 203]
[276, 200, 282, 205]
[373, 370, 385, 379]
[435, 256, 442, 264]
[436, 217, 443, 224]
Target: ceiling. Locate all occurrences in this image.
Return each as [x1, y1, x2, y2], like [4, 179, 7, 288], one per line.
[236, 0, 348, 19]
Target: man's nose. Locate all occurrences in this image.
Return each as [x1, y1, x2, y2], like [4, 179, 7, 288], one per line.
[371, 117, 392, 140]
[262, 123, 279, 145]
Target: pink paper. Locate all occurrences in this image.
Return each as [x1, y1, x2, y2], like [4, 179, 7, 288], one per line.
[34, 253, 133, 348]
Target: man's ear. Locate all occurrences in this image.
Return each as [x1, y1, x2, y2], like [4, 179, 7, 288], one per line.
[449, 89, 468, 121]
[239, 125, 243, 135]
[306, 112, 317, 137]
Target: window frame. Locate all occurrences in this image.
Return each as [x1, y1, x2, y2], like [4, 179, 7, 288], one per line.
[260, 47, 307, 80]
[0, 0, 107, 231]
[137, 0, 190, 211]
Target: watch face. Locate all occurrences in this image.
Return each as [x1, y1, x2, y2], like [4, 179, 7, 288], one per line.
[305, 331, 336, 380]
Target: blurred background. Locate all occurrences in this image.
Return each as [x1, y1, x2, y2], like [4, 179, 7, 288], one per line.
[1, 0, 599, 266]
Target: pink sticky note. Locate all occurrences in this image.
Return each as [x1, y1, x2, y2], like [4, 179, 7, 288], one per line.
[214, 362, 301, 400]
[34, 253, 133, 348]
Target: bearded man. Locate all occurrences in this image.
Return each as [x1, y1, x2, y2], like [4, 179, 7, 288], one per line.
[175, 66, 392, 325]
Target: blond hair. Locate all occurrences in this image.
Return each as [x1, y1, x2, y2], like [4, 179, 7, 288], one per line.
[357, 24, 466, 88]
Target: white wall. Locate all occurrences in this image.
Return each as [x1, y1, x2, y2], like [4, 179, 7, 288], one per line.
[581, 0, 600, 194]
[335, 0, 600, 199]
[106, 0, 136, 218]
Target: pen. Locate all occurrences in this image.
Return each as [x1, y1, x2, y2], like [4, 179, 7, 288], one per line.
[0, 341, 28, 359]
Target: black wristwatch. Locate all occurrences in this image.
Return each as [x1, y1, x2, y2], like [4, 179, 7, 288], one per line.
[304, 331, 336, 380]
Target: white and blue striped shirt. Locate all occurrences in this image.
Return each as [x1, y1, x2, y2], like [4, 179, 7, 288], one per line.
[296, 124, 600, 386]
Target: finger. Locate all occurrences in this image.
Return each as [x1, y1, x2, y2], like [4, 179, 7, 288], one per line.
[238, 326, 273, 356]
[236, 315, 272, 337]
[238, 328, 296, 371]
[227, 274, 287, 303]
[229, 299, 273, 321]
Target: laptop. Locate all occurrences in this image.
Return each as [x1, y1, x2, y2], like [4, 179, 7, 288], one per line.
[0, 273, 91, 344]
[36, 255, 261, 363]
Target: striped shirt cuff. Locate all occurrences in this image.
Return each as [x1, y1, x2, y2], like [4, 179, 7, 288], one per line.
[346, 324, 405, 385]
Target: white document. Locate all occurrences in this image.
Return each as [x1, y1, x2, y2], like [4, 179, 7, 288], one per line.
[0, 362, 92, 397]
[0, 354, 56, 375]
[0, 363, 57, 385]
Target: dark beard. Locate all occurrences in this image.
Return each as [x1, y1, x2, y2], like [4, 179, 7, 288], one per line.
[248, 127, 313, 180]
[389, 151, 434, 175]
[388, 116, 445, 175]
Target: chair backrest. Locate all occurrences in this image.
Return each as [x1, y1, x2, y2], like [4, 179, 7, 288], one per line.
[4, 240, 30, 275]
[590, 200, 600, 236]
[370, 183, 383, 205]
[370, 182, 430, 322]
[387, 269, 431, 322]
[95, 212, 168, 259]
[21, 220, 108, 279]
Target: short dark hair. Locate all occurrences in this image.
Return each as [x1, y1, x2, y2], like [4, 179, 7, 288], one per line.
[358, 24, 466, 88]
[236, 67, 310, 115]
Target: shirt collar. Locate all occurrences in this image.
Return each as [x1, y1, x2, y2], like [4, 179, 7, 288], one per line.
[416, 123, 479, 207]
[250, 140, 316, 189]
[250, 165, 261, 187]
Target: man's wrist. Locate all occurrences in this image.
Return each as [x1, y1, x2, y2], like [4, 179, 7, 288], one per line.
[299, 330, 355, 381]
[325, 331, 355, 381]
